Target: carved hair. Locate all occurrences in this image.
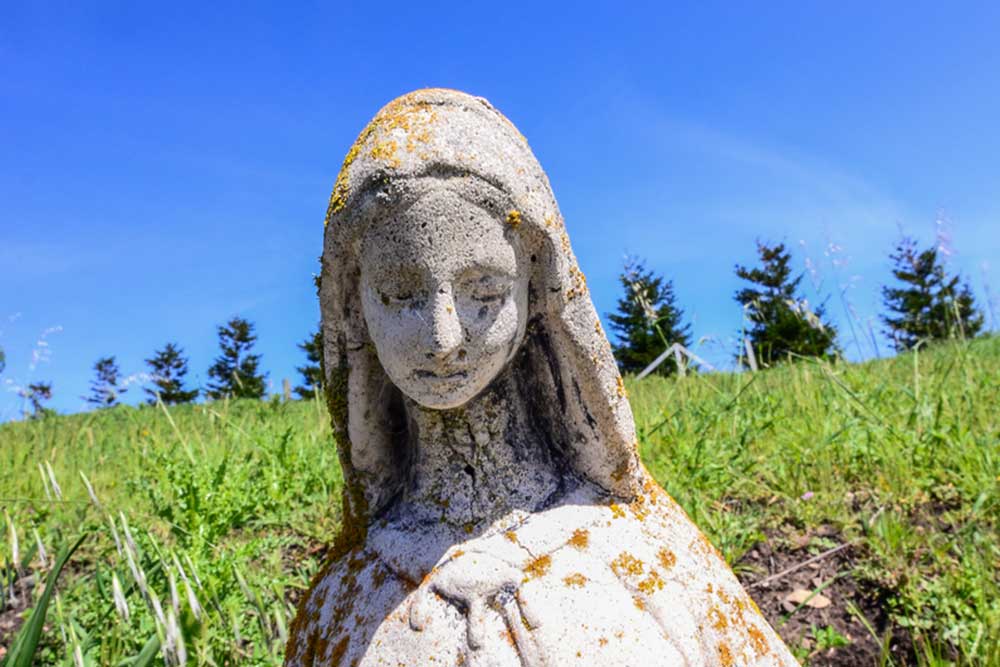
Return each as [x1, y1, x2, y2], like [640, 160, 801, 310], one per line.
[319, 89, 643, 535]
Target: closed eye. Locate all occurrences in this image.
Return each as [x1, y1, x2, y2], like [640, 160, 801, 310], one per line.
[461, 271, 513, 304]
[378, 289, 419, 306]
[472, 291, 505, 303]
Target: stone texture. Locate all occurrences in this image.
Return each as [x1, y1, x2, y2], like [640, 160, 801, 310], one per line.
[285, 88, 798, 666]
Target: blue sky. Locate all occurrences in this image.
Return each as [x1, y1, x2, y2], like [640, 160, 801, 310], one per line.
[2, 2, 999, 418]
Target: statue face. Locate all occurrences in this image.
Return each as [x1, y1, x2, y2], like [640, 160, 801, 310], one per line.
[359, 187, 529, 410]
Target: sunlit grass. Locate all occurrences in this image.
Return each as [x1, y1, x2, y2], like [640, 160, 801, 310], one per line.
[631, 335, 999, 665]
[1, 336, 997, 665]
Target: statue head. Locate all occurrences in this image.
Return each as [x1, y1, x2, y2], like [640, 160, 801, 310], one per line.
[357, 178, 531, 410]
[320, 89, 645, 527]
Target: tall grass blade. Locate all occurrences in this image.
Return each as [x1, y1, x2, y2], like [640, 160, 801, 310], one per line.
[1, 532, 88, 667]
[117, 634, 160, 667]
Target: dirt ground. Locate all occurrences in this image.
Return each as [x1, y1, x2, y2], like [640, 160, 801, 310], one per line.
[0, 575, 36, 657]
[737, 526, 914, 666]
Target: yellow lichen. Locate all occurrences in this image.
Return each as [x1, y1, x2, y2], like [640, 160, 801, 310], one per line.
[506, 210, 523, 228]
[630, 494, 650, 521]
[610, 504, 627, 519]
[369, 139, 400, 167]
[568, 528, 590, 550]
[730, 596, 749, 627]
[405, 127, 433, 153]
[747, 625, 770, 656]
[326, 134, 369, 220]
[709, 606, 729, 631]
[523, 554, 552, 581]
[324, 92, 439, 223]
[566, 265, 588, 300]
[610, 552, 644, 577]
[563, 573, 587, 588]
[658, 547, 677, 570]
[718, 642, 734, 667]
[637, 569, 664, 594]
[611, 459, 631, 482]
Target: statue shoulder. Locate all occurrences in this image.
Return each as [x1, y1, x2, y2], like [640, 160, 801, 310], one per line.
[285, 547, 411, 667]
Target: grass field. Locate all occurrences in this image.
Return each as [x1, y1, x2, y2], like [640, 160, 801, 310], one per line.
[1, 336, 997, 666]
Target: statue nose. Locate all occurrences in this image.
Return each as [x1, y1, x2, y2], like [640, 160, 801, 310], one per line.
[425, 286, 463, 358]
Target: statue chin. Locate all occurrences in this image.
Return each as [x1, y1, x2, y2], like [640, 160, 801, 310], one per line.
[390, 367, 499, 411]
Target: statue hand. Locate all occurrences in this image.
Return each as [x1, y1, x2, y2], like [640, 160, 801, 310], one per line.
[409, 551, 525, 649]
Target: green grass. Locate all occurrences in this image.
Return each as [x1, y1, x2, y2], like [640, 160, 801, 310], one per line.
[1, 337, 997, 665]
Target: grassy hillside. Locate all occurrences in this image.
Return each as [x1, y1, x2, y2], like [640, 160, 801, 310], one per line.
[1, 337, 997, 666]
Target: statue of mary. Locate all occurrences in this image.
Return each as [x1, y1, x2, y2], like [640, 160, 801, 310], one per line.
[285, 88, 798, 667]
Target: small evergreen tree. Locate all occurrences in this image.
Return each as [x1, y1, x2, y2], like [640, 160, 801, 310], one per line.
[881, 236, 984, 350]
[206, 317, 267, 400]
[144, 342, 199, 405]
[734, 241, 838, 365]
[607, 258, 691, 376]
[21, 381, 53, 419]
[85, 356, 126, 407]
[294, 327, 323, 399]
[0, 345, 5, 375]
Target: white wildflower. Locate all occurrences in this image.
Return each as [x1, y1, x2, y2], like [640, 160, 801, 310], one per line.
[44, 461, 63, 500]
[167, 609, 187, 665]
[112, 571, 131, 622]
[173, 553, 202, 619]
[38, 463, 52, 500]
[3, 509, 18, 567]
[32, 527, 48, 568]
[79, 470, 101, 508]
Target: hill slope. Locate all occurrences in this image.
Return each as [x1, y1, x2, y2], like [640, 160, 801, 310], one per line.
[1, 336, 997, 665]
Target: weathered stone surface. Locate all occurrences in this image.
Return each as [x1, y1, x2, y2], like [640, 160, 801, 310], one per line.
[286, 88, 798, 666]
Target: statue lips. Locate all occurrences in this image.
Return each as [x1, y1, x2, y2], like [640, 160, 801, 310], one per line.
[413, 368, 469, 381]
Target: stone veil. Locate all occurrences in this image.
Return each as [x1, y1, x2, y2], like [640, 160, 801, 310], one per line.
[286, 88, 798, 667]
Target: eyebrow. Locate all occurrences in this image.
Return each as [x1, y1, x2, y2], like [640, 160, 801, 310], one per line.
[462, 259, 517, 278]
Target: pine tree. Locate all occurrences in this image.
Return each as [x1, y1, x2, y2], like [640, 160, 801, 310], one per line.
[21, 381, 53, 419]
[294, 327, 323, 399]
[607, 258, 691, 376]
[144, 342, 199, 405]
[85, 356, 127, 407]
[734, 241, 838, 366]
[881, 236, 984, 351]
[205, 317, 267, 400]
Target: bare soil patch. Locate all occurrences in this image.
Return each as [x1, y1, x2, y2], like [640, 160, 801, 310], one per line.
[738, 527, 913, 666]
[0, 575, 36, 655]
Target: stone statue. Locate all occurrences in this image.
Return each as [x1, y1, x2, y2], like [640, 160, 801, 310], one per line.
[286, 89, 798, 667]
